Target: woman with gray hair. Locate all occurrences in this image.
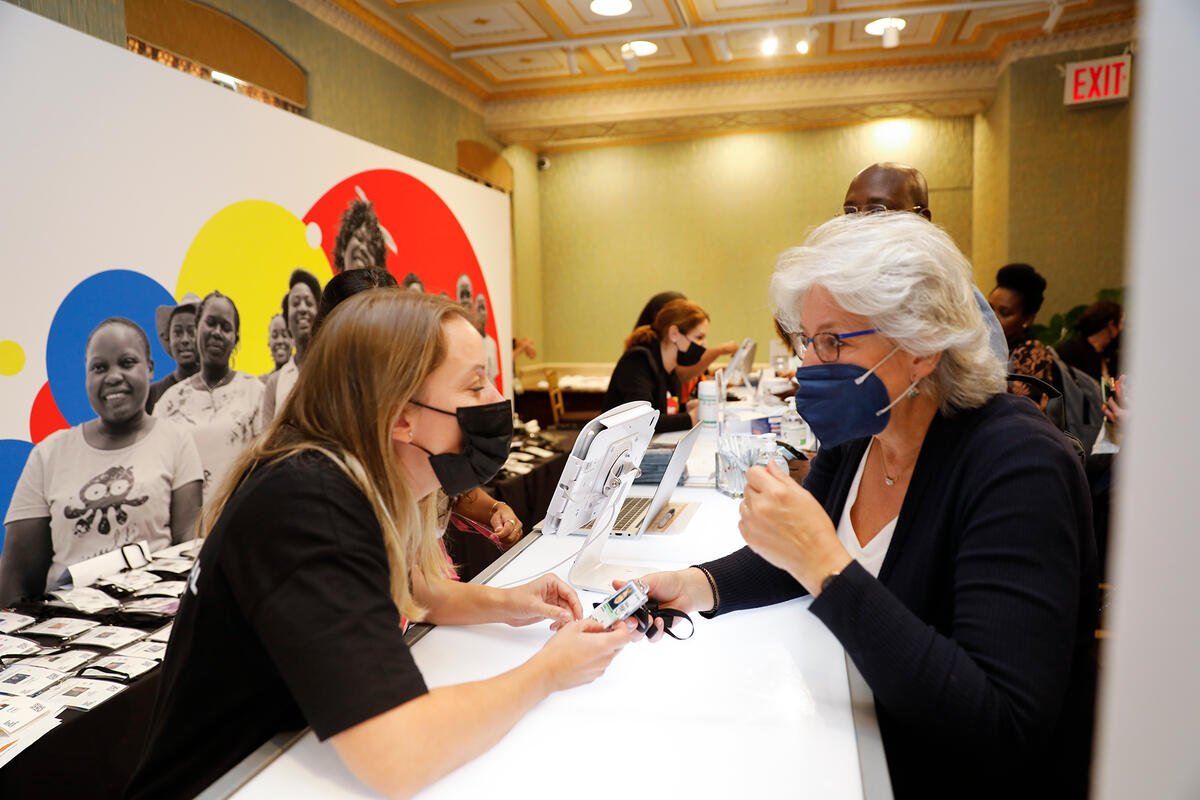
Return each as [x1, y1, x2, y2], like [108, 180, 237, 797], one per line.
[635, 213, 1097, 798]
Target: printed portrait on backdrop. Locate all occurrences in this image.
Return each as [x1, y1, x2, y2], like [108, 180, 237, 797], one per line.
[302, 170, 504, 393]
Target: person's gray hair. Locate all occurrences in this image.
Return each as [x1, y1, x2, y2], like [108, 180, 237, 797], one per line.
[770, 212, 1006, 413]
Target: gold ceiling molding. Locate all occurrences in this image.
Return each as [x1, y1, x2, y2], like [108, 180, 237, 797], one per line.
[292, 0, 1135, 151]
[290, 0, 486, 111]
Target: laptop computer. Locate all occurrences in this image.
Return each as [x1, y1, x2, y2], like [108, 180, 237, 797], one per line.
[579, 423, 702, 537]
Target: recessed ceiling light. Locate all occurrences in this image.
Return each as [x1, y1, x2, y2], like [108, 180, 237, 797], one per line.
[761, 30, 779, 56]
[590, 0, 632, 17]
[864, 17, 906, 37]
[626, 40, 657, 57]
[796, 39, 809, 55]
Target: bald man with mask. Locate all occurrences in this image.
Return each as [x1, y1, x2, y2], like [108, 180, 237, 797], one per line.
[843, 163, 1009, 362]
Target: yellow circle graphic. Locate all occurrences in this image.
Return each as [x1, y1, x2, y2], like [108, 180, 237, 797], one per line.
[0, 340, 25, 376]
[176, 201, 331, 375]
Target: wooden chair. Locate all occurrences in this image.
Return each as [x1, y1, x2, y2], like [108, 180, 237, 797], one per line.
[544, 369, 595, 427]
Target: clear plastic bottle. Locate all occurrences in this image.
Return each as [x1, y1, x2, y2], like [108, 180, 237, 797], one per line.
[780, 397, 812, 452]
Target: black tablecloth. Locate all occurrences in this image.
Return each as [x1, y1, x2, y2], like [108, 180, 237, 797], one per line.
[0, 668, 160, 798]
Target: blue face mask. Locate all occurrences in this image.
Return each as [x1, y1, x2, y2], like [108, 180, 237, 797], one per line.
[793, 347, 917, 449]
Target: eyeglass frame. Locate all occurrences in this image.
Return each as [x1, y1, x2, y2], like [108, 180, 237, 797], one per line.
[787, 328, 877, 363]
[841, 204, 925, 216]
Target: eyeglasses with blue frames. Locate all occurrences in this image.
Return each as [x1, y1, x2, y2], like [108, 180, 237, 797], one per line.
[787, 328, 877, 363]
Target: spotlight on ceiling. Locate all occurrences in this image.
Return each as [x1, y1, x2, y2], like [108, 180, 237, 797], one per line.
[566, 48, 580, 75]
[627, 40, 658, 57]
[1042, 2, 1065, 34]
[590, 0, 632, 16]
[865, 17, 906, 49]
[795, 26, 818, 55]
[714, 33, 733, 62]
[761, 29, 779, 56]
[620, 42, 639, 73]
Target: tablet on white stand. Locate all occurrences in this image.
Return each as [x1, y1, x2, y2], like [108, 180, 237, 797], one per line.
[541, 401, 658, 592]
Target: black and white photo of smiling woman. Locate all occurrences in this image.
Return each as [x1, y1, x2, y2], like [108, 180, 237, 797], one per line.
[154, 292, 264, 503]
[261, 269, 322, 423]
[0, 318, 203, 605]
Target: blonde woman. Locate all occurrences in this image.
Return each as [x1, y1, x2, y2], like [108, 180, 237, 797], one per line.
[127, 291, 631, 799]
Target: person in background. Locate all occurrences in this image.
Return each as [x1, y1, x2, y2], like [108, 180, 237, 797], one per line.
[474, 293, 500, 387]
[456, 273, 473, 311]
[632, 291, 738, 390]
[262, 269, 322, 422]
[402, 272, 425, 292]
[146, 293, 201, 413]
[125, 290, 631, 799]
[842, 163, 1009, 363]
[1, 318, 202, 605]
[606, 299, 711, 432]
[988, 263, 1056, 408]
[333, 198, 389, 273]
[513, 337, 537, 360]
[154, 292, 264, 502]
[259, 314, 292, 383]
[1056, 301, 1124, 383]
[312, 267, 397, 339]
[636, 212, 1097, 798]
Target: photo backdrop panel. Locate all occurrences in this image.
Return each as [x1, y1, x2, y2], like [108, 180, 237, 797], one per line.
[0, 5, 512, 525]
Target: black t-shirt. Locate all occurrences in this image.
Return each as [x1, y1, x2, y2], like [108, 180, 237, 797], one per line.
[1055, 337, 1103, 382]
[126, 451, 427, 800]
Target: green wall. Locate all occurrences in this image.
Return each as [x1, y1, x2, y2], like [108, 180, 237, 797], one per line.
[6, 0, 498, 175]
[1006, 45, 1131, 319]
[534, 118, 976, 363]
[973, 44, 1131, 321]
[502, 145, 545, 349]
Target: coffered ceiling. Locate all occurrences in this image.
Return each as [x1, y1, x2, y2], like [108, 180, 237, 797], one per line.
[293, 0, 1137, 150]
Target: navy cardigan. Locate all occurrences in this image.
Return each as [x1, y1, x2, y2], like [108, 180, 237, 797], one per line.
[700, 392, 1098, 799]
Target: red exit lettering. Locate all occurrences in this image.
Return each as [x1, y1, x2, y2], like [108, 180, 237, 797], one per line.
[1066, 56, 1131, 106]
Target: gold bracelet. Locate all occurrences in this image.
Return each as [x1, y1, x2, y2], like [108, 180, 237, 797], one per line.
[490, 501, 501, 516]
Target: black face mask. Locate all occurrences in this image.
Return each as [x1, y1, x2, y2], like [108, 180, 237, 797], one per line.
[676, 337, 705, 367]
[410, 399, 513, 496]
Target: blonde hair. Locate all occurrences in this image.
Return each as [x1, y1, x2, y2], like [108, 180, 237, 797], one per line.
[770, 212, 1006, 413]
[625, 299, 709, 351]
[198, 289, 469, 622]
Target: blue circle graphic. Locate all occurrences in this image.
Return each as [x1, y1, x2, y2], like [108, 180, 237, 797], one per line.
[46, 270, 175, 425]
[0, 439, 35, 556]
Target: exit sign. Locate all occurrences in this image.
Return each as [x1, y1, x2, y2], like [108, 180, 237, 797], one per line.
[1064, 55, 1132, 106]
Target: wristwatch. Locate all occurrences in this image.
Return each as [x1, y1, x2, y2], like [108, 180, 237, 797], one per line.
[820, 568, 842, 595]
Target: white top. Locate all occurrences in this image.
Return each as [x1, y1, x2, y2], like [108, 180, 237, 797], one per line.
[835, 440, 897, 578]
[274, 355, 299, 413]
[4, 421, 203, 591]
[154, 372, 264, 502]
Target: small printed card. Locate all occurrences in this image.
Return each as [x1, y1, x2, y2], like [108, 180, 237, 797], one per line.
[37, 678, 125, 710]
[45, 587, 121, 614]
[0, 665, 66, 697]
[115, 640, 169, 661]
[95, 569, 161, 594]
[0, 613, 35, 635]
[21, 618, 100, 640]
[0, 696, 59, 735]
[523, 446, 557, 459]
[502, 460, 533, 475]
[120, 597, 180, 617]
[69, 626, 145, 650]
[148, 624, 173, 643]
[21, 649, 99, 673]
[80, 655, 157, 681]
[0, 636, 41, 658]
[152, 541, 201, 560]
[508, 451, 535, 462]
[132, 580, 186, 598]
[146, 558, 195, 577]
